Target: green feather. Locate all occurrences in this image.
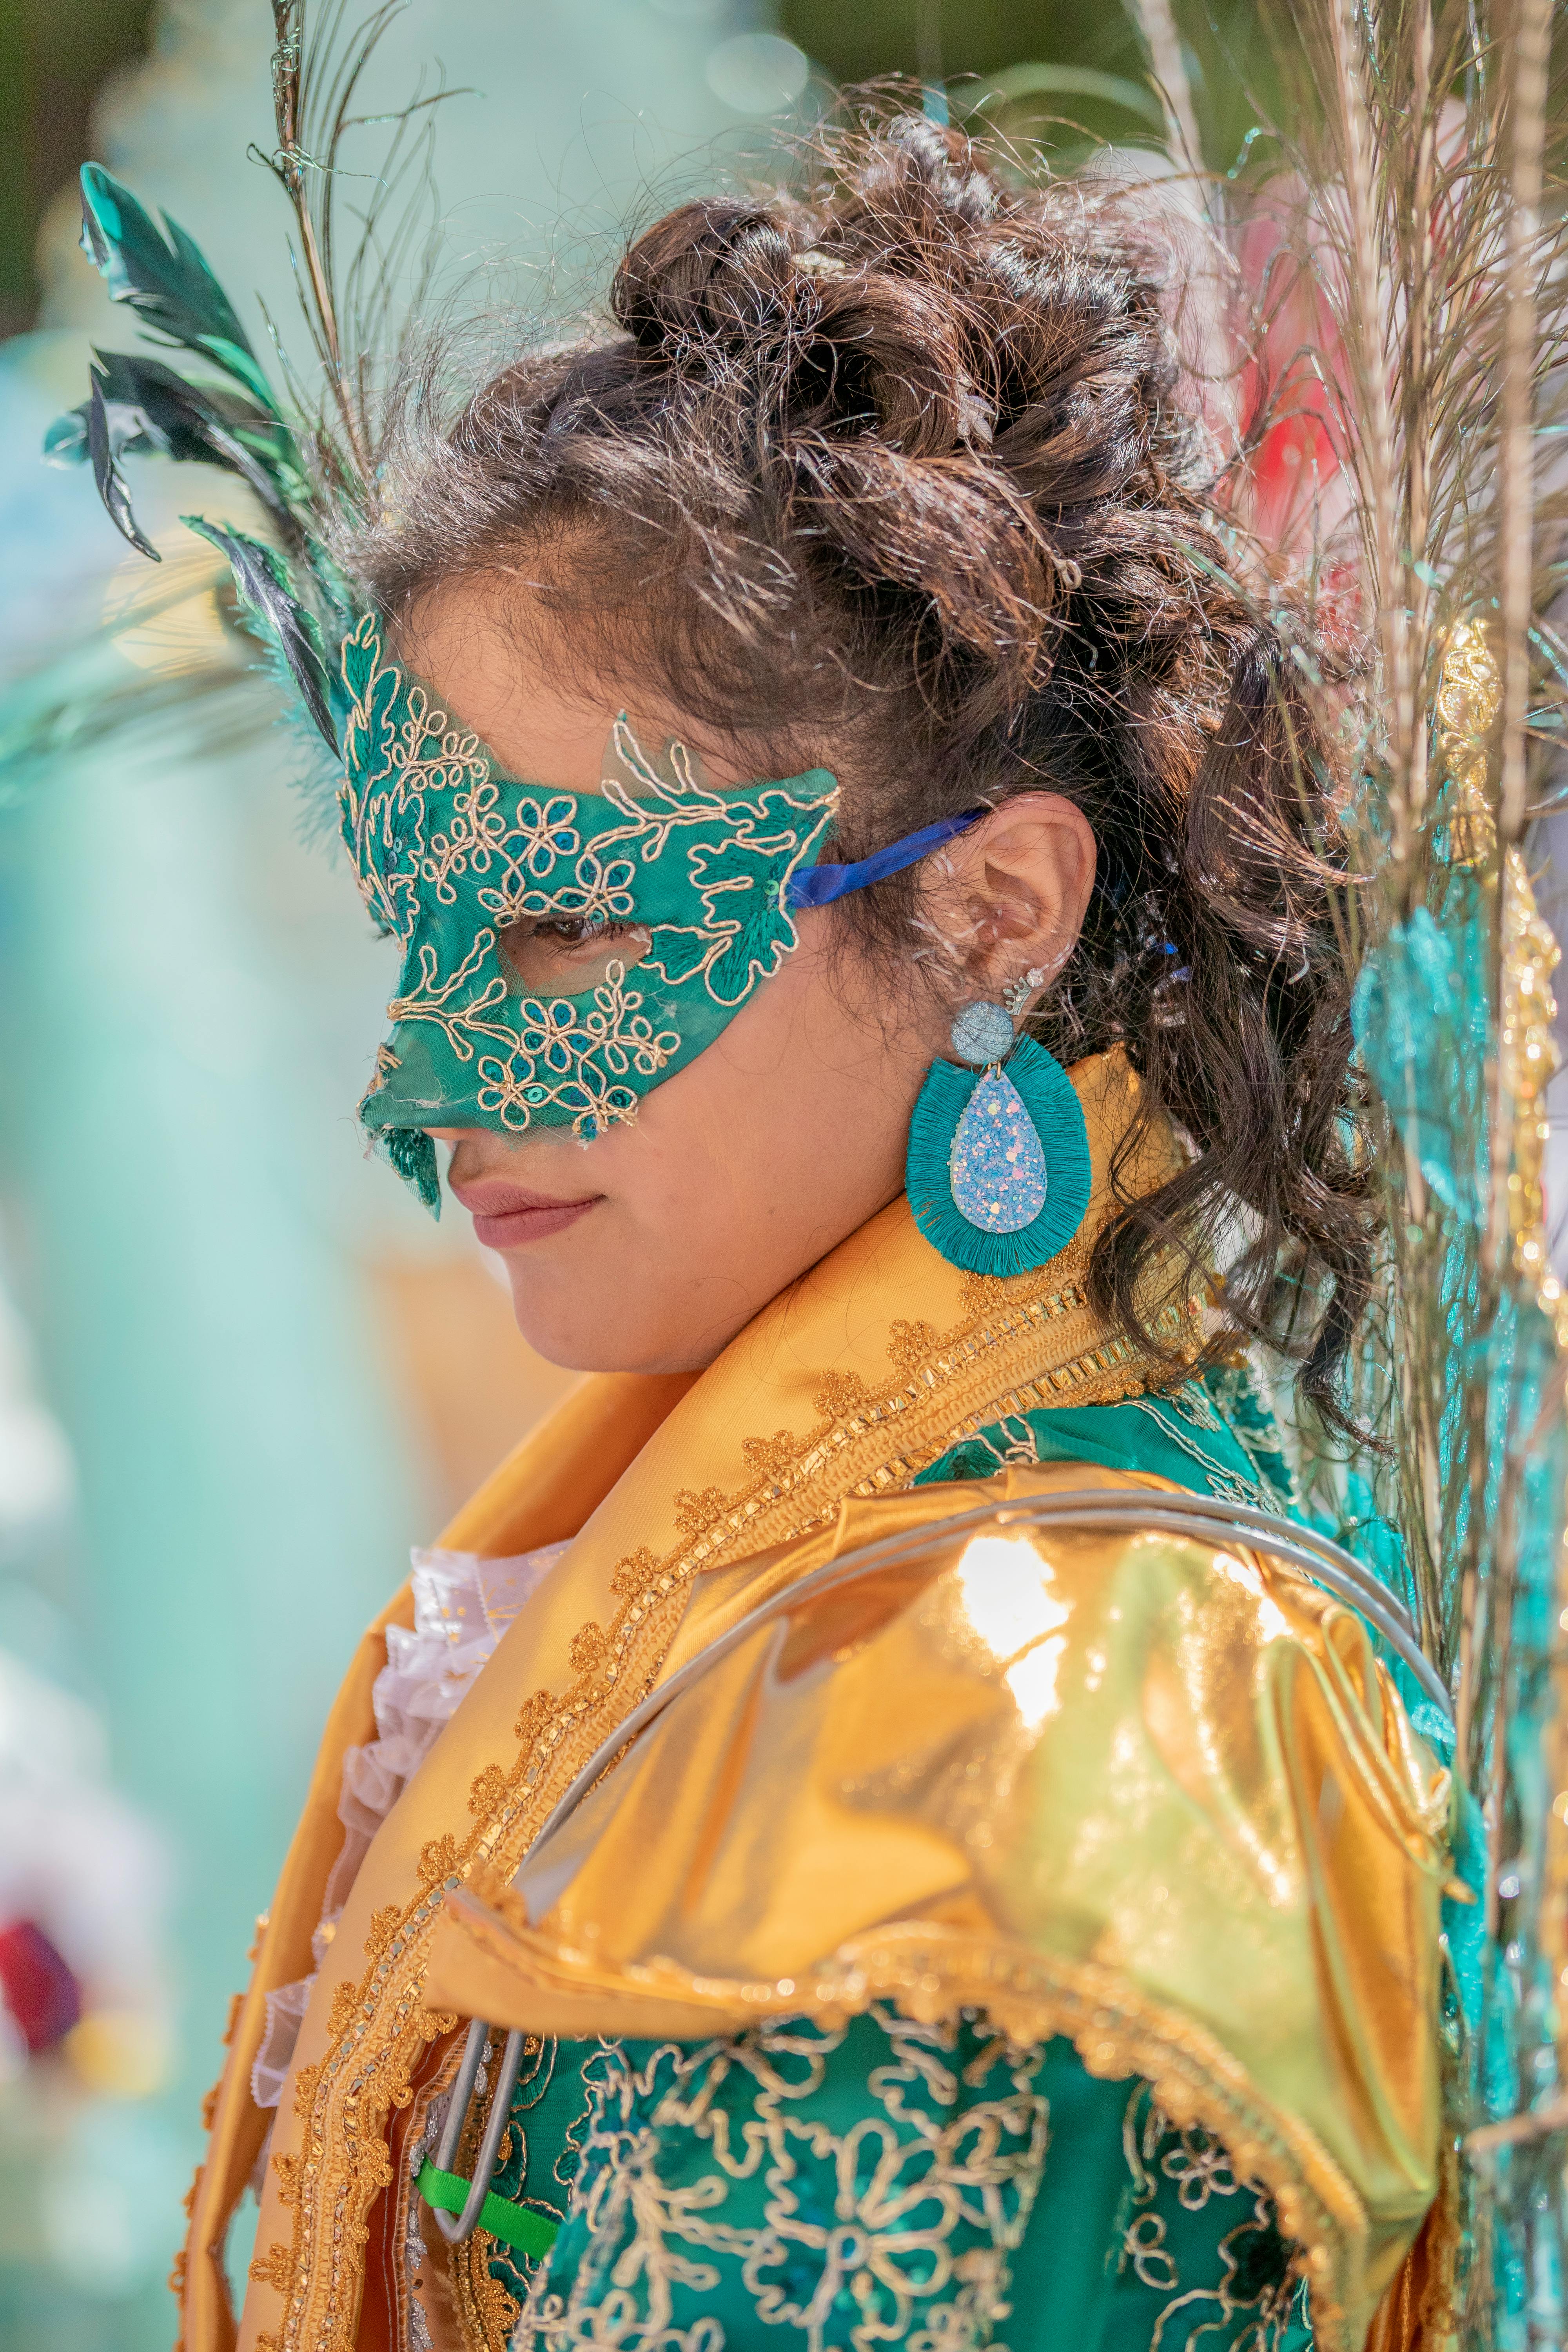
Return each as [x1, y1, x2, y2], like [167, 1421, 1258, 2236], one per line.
[47, 350, 308, 531]
[181, 517, 335, 750]
[57, 167, 314, 552]
[85, 373, 158, 560]
[78, 163, 279, 415]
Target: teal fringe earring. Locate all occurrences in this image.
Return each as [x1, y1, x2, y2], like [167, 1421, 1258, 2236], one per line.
[906, 995, 1091, 1276]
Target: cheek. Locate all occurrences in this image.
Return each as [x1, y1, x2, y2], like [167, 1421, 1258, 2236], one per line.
[622, 957, 927, 1230]
[492, 946, 933, 1370]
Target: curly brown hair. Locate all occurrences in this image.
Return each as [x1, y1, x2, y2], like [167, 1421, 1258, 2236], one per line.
[347, 106, 1372, 1424]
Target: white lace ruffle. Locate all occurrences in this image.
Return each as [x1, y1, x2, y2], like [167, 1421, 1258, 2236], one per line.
[251, 1541, 567, 2109]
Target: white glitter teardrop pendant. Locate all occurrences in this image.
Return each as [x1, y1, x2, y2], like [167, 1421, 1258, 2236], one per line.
[949, 1069, 1049, 1234]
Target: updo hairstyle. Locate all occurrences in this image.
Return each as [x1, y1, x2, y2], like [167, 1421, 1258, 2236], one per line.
[346, 105, 1371, 1421]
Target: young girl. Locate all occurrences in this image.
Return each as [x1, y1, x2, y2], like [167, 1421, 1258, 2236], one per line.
[67, 105, 1446, 2352]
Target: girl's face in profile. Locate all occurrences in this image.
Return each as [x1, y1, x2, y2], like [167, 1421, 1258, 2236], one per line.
[407, 580, 1096, 1377]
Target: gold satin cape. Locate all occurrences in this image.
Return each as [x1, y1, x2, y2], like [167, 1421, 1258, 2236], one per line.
[173, 1053, 1446, 2352]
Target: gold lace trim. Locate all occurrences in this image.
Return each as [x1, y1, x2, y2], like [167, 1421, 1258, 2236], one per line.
[453, 2230, 518, 2351]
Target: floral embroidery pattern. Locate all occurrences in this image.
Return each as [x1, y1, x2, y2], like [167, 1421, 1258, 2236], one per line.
[1119, 2089, 1310, 2352]
[510, 2011, 1048, 2352]
[492, 2018, 1311, 2352]
[1122, 1382, 1278, 1512]
[336, 616, 838, 1140]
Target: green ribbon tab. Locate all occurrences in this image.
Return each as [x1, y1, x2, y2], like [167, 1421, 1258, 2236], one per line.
[416, 2158, 561, 2259]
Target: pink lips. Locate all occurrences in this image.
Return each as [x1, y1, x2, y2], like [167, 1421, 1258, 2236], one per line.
[450, 1177, 602, 1248]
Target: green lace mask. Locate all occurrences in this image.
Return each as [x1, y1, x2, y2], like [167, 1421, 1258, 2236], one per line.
[48, 172, 978, 1219]
[338, 616, 839, 1205]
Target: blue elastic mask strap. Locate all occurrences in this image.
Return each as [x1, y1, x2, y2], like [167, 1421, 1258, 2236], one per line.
[784, 809, 984, 911]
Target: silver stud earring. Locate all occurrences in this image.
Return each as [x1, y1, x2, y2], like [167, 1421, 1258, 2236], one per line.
[1002, 965, 1047, 1018]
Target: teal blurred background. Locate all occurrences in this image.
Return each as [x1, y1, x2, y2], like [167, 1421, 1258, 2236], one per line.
[0, 2, 1271, 2344]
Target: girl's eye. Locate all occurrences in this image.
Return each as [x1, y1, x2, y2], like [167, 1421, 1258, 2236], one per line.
[538, 918, 612, 946]
[497, 916, 652, 994]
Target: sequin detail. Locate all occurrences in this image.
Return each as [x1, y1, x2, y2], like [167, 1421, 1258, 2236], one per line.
[949, 1072, 1048, 1233]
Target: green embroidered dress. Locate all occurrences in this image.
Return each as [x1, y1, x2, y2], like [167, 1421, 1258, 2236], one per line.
[450, 1376, 1315, 2352]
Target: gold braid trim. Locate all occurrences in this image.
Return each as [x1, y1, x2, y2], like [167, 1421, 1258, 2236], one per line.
[452, 2231, 519, 2352]
[268, 1249, 1200, 2351]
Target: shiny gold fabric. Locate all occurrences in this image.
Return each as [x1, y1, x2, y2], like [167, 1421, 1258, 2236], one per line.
[178, 1047, 1441, 2352]
[424, 1461, 1448, 2352]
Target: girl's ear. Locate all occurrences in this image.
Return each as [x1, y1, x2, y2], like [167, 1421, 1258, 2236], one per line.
[921, 792, 1096, 1003]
